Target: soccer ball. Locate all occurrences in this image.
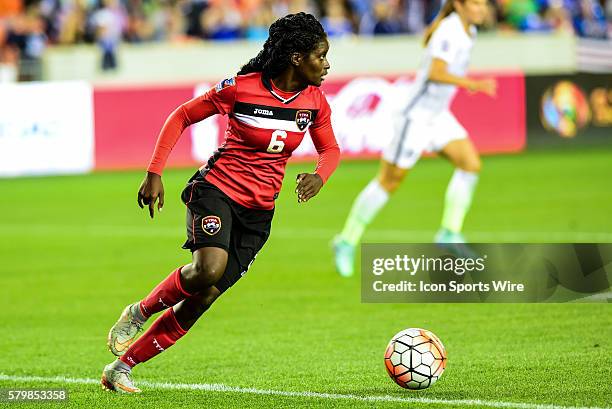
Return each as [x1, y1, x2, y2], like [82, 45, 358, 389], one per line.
[384, 328, 447, 390]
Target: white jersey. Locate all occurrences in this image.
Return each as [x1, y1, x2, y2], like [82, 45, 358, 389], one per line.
[402, 12, 476, 118]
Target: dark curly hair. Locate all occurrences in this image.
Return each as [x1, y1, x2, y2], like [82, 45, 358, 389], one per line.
[237, 12, 326, 79]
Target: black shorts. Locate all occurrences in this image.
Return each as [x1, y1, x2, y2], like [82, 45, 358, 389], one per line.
[181, 171, 274, 294]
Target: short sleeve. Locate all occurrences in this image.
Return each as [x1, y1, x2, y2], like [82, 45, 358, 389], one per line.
[204, 77, 237, 115]
[428, 22, 459, 64]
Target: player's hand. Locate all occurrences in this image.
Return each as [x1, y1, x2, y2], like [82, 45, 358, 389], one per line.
[470, 78, 497, 97]
[295, 173, 323, 203]
[137, 171, 165, 219]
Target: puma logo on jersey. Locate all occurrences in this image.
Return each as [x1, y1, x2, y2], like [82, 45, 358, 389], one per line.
[153, 338, 165, 352]
[158, 297, 170, 309]
[254, 108, 273, 116]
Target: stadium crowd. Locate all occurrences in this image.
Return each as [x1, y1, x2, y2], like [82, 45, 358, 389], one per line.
[0, 0, 610, 78]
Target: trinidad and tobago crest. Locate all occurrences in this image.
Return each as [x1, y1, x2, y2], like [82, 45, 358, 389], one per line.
[202, 216, 221, 235]
[295, 110, 312, 131]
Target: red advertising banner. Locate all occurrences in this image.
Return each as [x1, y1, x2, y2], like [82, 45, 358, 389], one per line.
[94, 85, 194, 170]
[449, 71, 526, 154]
[93, 71, 525, 170]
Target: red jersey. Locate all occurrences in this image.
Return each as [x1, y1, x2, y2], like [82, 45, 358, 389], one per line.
[147, 72, 340, 210]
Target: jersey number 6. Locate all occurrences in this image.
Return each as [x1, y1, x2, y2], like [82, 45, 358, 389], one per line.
[267, 130, 287, 153]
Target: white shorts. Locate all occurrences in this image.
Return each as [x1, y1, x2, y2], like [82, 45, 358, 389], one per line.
[382, 110, 468, 169]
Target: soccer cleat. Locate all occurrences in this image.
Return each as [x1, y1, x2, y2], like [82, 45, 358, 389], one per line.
[107, 303, 145, 357]
[101, 361, 141, 393]
[434, 228, 466, 244]
[333, 236, 356, 277]
[435, 228, 479, 259]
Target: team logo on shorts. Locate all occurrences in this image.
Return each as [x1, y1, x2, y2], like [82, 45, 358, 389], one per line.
[201, 216, 221, 235]
[295, 110, 312, 131]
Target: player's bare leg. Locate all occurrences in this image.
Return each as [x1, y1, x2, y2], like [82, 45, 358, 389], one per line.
[378, 160, 409, 194]
[179, 247, 228, 295]
[436, 138, 481, 255]
[334, 159, 408, 277]
[102, 247, 227, 393]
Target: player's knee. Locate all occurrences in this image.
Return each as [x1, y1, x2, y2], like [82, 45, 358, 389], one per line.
[379, 175, 403, 194]
[458, 157, 481, 173]
[188, 259, 225, 289]
[380, 180, 400, 193]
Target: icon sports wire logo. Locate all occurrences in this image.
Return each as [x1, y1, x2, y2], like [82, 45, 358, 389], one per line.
[371, 254, 486, 276]
[362, 244, 612, 303]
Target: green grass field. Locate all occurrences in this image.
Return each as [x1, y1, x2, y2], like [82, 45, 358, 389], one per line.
[0, 146, 611, 408]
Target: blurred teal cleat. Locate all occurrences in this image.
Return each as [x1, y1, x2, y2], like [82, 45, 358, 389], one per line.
[435, 228, 479, 259]
[333, 236, 356, 278]
[435, 228, 466, 244]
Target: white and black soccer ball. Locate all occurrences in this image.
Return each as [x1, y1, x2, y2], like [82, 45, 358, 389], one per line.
[384, 328, 447, 390]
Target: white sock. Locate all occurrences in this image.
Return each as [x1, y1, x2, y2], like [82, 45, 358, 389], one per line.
[131, 303, 147, 324]
[111, 358, 132, 372]
[340, 179, 390, 245]
[441, 169, 479, 233]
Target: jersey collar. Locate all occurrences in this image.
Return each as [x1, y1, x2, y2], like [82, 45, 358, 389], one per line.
[262, 76, 302, 105]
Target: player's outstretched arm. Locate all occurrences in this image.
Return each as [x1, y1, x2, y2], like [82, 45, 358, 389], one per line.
[429, 58, 497, 97]
[138, 172, 164, 219]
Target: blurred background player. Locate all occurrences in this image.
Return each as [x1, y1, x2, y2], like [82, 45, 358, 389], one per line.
[100, 12, 339, 393]
[333, 0, 498, 277]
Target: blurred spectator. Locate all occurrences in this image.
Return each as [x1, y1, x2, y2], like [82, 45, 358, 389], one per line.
[320, 0, 354, 37]
[502, 0, 554, 31]
[155, 0, 187, 41]
[244, 0, 276, 40]
[91, 0, 127, 70]
[539, 0, 573, 32]
[183, 0, 209, 38]
[4, 7, 47, 80]
[57, 0, 89, 44]
[5, 0, 610, 46]
[124, 0, 155, 42]
[1, 0, 611, 82]
[0, 17, 19, 82]
[404, 0, 427, 33]
[287, 0, 317, 14]
[568, 0, 608, 37]
[201, 0, 243, 40]
[0, 0, 23, 17]
[371, 0, 402, 35]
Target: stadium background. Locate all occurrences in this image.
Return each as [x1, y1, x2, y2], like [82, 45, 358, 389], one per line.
[0, 1, 611, 408]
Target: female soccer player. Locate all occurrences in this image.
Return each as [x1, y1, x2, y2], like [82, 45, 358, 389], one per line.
[333, 0, 497, 277]
[101, 12, 339, 393]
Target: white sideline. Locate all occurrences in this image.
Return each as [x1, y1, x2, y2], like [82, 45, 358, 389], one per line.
[0, 373, 608, 409]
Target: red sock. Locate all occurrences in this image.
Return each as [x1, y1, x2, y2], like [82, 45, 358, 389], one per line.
[139, 266, 191, 318]
[120, 308, 187, 368]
